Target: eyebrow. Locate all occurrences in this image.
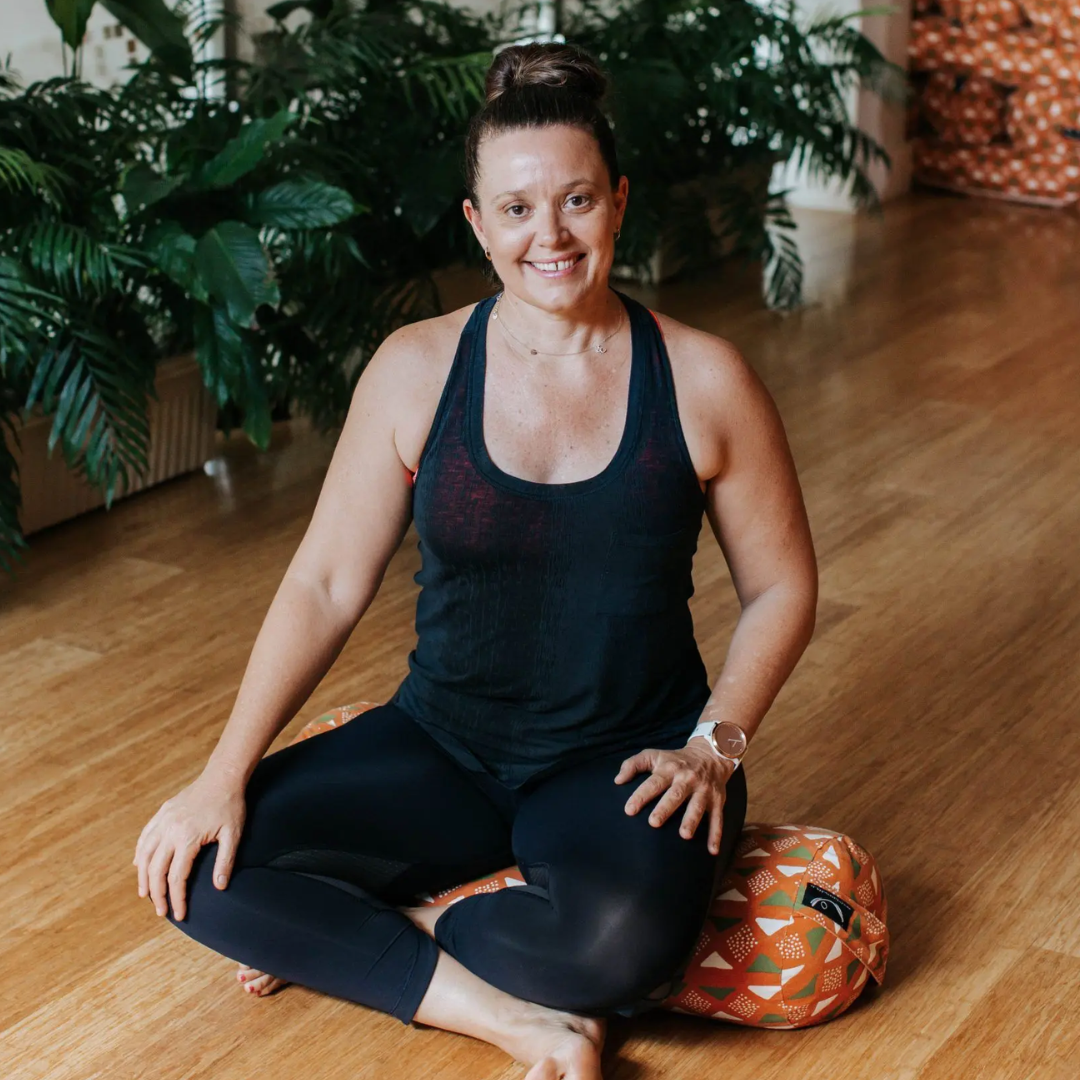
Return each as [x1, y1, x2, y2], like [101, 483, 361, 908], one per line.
[493, 179, 598, 201]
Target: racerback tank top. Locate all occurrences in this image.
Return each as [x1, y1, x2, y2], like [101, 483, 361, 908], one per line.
[388, 288, 713, 789]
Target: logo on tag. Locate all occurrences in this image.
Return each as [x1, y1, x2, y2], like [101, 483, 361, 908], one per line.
[801, 883, 854, 929]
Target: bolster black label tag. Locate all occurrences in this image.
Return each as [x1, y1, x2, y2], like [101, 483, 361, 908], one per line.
[801, 883, 854, 930]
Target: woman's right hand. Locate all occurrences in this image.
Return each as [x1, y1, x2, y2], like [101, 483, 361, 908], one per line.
[132, 773, 247, 922]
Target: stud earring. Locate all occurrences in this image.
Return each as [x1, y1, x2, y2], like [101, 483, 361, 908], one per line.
[485, 248, 492, 260]
[614, 228, 621, 241]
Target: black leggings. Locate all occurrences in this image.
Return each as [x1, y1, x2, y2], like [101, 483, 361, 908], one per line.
[165, 703, 748, 1025]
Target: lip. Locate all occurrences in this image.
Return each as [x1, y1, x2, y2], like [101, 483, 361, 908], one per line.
[524, 253, 586, 278]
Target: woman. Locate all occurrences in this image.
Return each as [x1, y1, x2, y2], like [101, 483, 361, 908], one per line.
[132, 43, 817, 1080]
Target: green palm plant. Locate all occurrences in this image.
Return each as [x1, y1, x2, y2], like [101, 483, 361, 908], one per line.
[0, 72, 161, 576]
[563, 0, 907, 308]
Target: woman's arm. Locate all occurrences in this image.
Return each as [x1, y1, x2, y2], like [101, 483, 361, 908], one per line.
[616, 334, 817, 852]
[199, 326, 422, 791]
[690, 337, 818, 755]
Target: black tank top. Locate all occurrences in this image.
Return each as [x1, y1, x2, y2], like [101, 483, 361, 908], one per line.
[389, 288, 712, 789]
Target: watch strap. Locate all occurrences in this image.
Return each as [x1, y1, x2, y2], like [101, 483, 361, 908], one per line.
[687, 720, 743, 771]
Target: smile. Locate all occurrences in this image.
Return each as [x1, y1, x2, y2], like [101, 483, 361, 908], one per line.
[525, 253, 586, 276]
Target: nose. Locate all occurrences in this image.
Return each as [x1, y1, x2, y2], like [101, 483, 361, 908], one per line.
[534, 205, 569, 249]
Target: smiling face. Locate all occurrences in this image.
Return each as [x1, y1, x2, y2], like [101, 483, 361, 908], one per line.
[463, 124, 629, 314]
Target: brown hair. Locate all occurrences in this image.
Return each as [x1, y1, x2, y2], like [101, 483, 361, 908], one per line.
[463, 42, 621, 207]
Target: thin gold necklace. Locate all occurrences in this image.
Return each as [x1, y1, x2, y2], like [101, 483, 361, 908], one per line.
[491, 292, 625, 356]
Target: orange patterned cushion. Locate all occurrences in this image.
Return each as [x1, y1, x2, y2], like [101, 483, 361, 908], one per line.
[290, 703, 890, 1028]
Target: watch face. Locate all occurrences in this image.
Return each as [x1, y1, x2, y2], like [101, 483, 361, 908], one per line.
[712, 721, 747, 757]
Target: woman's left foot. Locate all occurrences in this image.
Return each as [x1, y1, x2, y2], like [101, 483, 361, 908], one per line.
[235, 963, 289, 996]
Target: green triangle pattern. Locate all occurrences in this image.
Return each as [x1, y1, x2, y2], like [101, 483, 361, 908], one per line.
[786, 844, 815, 859]
[806, 926, 827, 953]
[787, 973, 818, 999]
[700, 986, 736, 1000]
[759, 1013, 789, 1023]
[709, 916, 743, 933]
[746, 954, 783, 974]
[850, 854, 862, 877]
[846, 958, 862, 984]
[760, 889, 793, 907]
[852, 914, 861, 939]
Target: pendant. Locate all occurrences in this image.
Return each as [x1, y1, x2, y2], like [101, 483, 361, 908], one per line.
[530, 348, 537, 355]
[595, 344, 606, 353]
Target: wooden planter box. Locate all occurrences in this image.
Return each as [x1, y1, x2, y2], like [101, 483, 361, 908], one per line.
[5, 352, 218, 536]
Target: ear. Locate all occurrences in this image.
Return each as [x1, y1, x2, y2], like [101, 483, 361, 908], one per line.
[614, 176, 630, 232]
[463, 198, 487, 251]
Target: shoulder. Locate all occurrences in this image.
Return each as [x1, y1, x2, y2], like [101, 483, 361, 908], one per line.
[648, 308, 781, 481]
[358, 301, 480, 470]
[650, 308, 771, 428]
[367, 302, 479, 377]
[649, 309, 752, 396]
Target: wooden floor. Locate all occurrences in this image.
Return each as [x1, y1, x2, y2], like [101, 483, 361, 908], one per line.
[1, 190, 1078, 1079]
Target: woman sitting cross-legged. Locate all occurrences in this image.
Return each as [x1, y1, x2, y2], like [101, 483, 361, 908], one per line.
[132, 41, 818, 1080]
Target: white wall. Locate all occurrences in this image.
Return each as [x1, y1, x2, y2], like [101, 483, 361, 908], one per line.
[1, 0, 151, 86]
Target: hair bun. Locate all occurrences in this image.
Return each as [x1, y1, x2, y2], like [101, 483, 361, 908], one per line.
[485, 43, 608, 105]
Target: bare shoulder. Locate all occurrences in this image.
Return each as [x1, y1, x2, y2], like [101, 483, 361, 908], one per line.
[361, 302, 479, 471]
[650, 309, 770, 483]
[651, 309, 752, 395]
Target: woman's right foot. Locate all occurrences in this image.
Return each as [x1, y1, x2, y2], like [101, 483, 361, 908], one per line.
[502, 1006, 607, 1080]
[235, 963, 289, 997]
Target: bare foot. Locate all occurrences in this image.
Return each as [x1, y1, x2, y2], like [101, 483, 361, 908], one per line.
[401, 903, 607, 1079]
[235, 963, 289, 997]
[509, 1008, 606, 1080]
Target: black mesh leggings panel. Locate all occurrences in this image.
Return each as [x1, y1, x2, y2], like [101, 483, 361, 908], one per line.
[165, 702, 748, 1024]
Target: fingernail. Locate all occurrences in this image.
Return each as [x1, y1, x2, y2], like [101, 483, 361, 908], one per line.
[239, 974, 246, 982]
[217, 875, 226, 886]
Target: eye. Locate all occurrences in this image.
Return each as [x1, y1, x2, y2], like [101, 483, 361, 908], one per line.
[566, 194, 592, 208]
[506, 204, 528, 217]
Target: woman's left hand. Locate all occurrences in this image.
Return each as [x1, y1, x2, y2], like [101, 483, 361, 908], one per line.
[614, 741, 734, 855]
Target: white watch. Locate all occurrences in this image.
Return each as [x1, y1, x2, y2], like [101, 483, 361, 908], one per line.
[687, 719, 746, 772]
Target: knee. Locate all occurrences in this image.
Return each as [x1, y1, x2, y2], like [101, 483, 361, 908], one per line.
[164, 842, 227, 933]
[547, 901, 696, 1012]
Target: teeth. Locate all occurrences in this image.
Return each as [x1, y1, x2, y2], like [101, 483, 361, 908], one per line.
[531, 257, 579, 272]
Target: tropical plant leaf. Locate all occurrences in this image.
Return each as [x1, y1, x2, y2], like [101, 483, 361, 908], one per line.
[193, 304, 272, 448]
[195, 109, 294, 190]
[43, 0, 98, 51]
[194, 221, 279, 326]
[24, 325, 153, 503]
[0, 147, 66, 202]
[243, 180, 359, 229]
[0, 258, 59, 360]
[100, 0, 194, 81]
[143, 220, 207, 301]
[122, 163, 184, 213]
[17, 221, 140, 298]
[0, 382, 30, 575]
